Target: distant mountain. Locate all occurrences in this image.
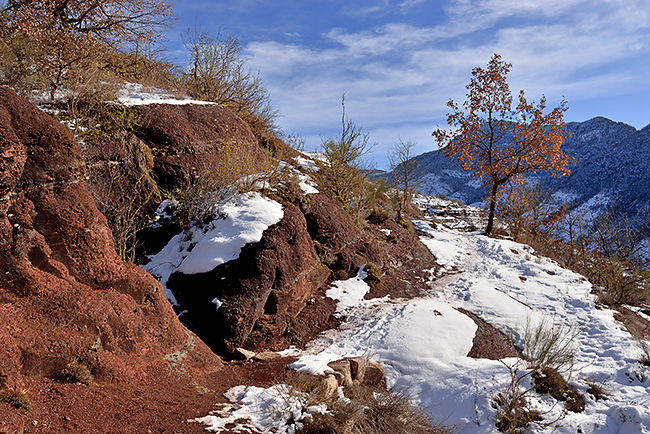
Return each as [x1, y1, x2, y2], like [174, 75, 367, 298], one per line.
[381, 117, 650, 222]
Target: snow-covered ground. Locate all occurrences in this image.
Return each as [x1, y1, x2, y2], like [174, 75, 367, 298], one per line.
[193, 196, 650, 434]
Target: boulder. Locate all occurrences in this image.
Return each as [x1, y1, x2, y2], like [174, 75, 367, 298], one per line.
[326, 357, 387, 391]
[133, 103, 267, 190]
[167, 201, 329, 354]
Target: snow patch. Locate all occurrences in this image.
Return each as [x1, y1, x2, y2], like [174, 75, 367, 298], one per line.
[191, 384, 328, 434]
[142, 193, 283, 305]
[117, 82, 214, 106]
[326, 266, 370, 315]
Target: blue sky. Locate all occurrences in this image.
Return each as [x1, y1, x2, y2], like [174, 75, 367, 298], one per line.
[163, 0, 650, 169]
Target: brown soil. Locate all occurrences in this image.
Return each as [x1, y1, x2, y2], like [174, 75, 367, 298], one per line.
[0, 356, 298, 434]
[457, 308, 520, 359]
[612, 305, 650, 340]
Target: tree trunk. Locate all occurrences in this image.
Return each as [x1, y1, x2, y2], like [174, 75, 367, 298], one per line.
[485, 180, 500, 236]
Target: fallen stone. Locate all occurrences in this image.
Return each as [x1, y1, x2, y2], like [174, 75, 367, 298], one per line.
[322, 374, 339, 399]
[252, 351, 282, 362]
[234, 348, 256, 360]
[327, 359, 353, 388]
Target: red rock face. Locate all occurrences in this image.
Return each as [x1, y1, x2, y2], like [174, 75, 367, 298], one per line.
[133, 104, 268, 190]
[167, 201, 330, 354]
[0, 87, 219, 392]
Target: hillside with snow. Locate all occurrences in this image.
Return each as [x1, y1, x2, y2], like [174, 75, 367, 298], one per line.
[170, 194, 650, 434]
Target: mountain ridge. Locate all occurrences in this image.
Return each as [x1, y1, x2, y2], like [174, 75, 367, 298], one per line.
[382, 116, 650, 223]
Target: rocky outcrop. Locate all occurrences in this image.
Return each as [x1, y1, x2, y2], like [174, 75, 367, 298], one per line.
[133, 104, 268, 190]
[167, 201, 330, 355]
[0, 87, 219, 394]
[160, 191, 437, 355]
[302, 193, 437, 298]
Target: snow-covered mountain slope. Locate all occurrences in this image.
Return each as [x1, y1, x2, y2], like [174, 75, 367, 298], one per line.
[193, 196, 650, 434]
[382, 117, 650, 222]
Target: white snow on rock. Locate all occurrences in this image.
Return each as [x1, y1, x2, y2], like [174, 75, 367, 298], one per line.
[142, 192, 283, 305]
[325, 266, 371, 315]
[117, 82, 215, 106]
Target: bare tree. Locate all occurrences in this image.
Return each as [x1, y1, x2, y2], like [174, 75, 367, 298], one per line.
[182, 25, 277, 128]
[388, 138, 418, 222]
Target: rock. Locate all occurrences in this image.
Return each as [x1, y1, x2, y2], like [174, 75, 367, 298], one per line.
[0, 87, 220, 392]
[322, 374, 339, 399]
[327, 357, 387, 392]
[361, 361, 387, 391]
[167, 201, 329, 354]
[234, 348, 256, 361]
[133, 104, 267, 190]
[302, 193, 360, 252]
[327, 359, 353, 388]
[348, 357, 370, 382]
[253, 352, 282, 362]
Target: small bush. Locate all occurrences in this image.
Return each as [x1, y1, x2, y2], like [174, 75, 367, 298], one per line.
[593, 258, 649, 305]
[165, 139, 268, 229]
[585, 380, 609, 401]
[335, 269, 349, 280]
[493, 363, 542, 434]
[52, 362, 94, 385]
[522, 315, 578, 374]
[0, 389, 31, 411]
[314, 96, 378, 224]
[367, 202, 394, 224]
[494, 391, 542, 433]
[638, 340, 650, 367]
[364, 263, 382, 284]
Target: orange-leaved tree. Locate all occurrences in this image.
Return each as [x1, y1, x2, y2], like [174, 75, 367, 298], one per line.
[432, 54, 574, 235]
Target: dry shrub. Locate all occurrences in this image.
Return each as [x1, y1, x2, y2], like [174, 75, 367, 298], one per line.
[494, 316, 582, 432]
[347, 391, 449, 434]
[103, 48, 179, 91]
[497, 183, 566, 243]
[494, 392, 542, 433]
[639, 340, 650, 367]
[64, 66, 122, 136]
[531, 367, 584, 413]
[283, 372, 450, 434]
[167, 139, 273, 228]
[522, 316, 578, 374]
[52, 362, 94, 385]
[0, 32, 49, 95]
[585, 380, 609, 401]
[493, 364, 542, 434]
[87, 153, 159, 262]
[314, 96, 381, 224]
[367, 199, 394, 224]
[592, 257, 649, 305]
[0, 388, 31, 411]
